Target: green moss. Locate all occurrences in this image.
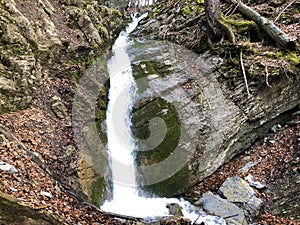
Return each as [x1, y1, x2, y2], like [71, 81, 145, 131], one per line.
[275, 51, 283, 58]
[181, 6, 191, 16]
[132, 98, 181, 166]
[132, 60, 172, 79]
[226, 19, 257, 33]
[231, 57, 239, 66]
[90, 177, 107, 207]
[141, 164, 190, 197]
[90, 41, 99, 50]
[285, 52, 299, 64]
[131, 97, 190, 196]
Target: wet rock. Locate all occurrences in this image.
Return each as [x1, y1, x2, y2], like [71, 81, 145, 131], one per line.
[0, 161, 18, 174]
[166, 203, 183, 217]
[219, 176, 263, 219]
[199, 191, 248, 225]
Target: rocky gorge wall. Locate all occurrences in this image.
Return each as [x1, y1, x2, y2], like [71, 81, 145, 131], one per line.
[1, 0, 299, 221]
[0, 0, 123, 113]
[0, 0, 126, 213]
[127, 39, 300, 196]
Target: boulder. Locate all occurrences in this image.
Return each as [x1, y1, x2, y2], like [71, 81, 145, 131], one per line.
[219, 176, 263, 219]
[198, 192, 248, 225]
[166, 203, 183, 217]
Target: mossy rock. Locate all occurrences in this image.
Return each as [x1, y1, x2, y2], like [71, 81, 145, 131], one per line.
[132, 98, 181, 167]
[0, 191, 64, 224]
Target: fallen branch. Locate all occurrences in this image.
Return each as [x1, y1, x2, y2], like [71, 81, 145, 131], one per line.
[240, 50, 250, 97]
[225, 0, 297, 48]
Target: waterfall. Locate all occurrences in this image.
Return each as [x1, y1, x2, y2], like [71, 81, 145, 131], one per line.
[101, 11, 226, 225]
[101, 12, 177, 218]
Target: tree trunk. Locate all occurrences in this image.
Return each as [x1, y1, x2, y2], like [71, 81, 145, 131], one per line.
[205, 0, 235, 43]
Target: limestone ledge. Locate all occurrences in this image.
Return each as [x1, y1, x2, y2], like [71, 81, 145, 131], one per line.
[0, 0, 123, 113]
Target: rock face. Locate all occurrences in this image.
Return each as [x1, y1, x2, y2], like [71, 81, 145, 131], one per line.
[0, 190, 63, 224]
[128, 39, 300, 196]
[0, 0, 122, 113]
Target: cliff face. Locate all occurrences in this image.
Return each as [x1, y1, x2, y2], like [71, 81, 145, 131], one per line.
[0, 0, 124, 222]
[0, 0, 123, 113]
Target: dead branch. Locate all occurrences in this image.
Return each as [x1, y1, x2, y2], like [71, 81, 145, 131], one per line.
[275, 0, 296, 22]
[240, 50, 250, 97]
[264, 65, 272, 88]
[225, 0, 297, 48]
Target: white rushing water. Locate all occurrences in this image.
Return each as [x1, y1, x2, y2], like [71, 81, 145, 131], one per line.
[101, 13, 226, 225]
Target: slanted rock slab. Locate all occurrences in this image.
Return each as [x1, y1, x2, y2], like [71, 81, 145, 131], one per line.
[199, 191, 248, 225]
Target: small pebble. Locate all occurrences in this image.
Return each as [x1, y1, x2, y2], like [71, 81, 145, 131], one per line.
[40, 191, 53, 198]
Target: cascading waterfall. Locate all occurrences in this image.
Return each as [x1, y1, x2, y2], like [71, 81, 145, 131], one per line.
[101, 10, 226, 225]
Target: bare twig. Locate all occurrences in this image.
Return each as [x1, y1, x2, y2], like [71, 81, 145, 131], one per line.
[275, 0, 296, 22]
[240, 50, 250, 97]
[265, 65, 272, 88]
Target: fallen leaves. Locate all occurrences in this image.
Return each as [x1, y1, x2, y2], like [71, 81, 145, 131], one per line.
[189, 122, 300, 224]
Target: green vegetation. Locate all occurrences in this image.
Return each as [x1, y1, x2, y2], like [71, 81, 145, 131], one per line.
[132, 98, 181, 167]
[141, 164, 190, 197]
[182, 6, 191, 16]
[90, 177, 107, 207]
[285, 52, 299, 64]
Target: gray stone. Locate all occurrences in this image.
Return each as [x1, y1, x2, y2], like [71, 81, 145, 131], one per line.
[40, 191, 53, 198]
[0, 77, 17, 95]
[51, 96, 71, 126]
[199, 192, 248, 225]
[245, 174, 266, 190]
[219, 176, 263, 218]
[0, 161, 18, 174]
[238, 160, 261, 173]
